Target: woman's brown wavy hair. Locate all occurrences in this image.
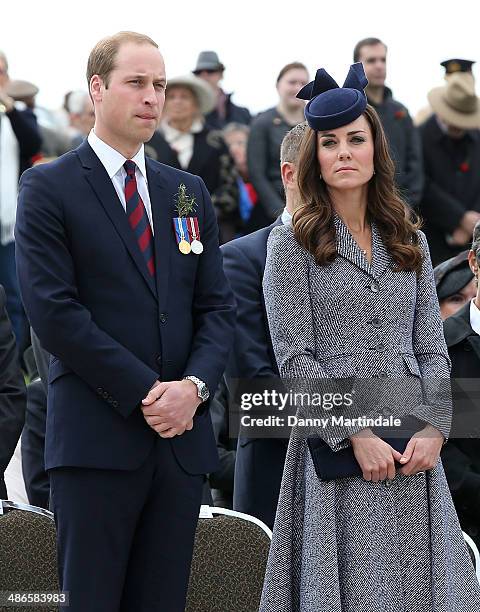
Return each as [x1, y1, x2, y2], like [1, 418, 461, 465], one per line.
[293, 104, 423, 272]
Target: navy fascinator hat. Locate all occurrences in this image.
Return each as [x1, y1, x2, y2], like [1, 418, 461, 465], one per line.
[297, 63, 368, 131]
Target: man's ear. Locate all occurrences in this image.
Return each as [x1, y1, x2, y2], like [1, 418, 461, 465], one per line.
[90, 75, 103, 103]
[281, 161, 296, 189]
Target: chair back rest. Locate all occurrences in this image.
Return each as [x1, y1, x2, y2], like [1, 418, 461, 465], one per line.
[186, 506, 272, 612]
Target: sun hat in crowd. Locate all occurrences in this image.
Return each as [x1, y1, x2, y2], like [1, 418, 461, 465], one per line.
[434, 250, 474, 300]
[428, 72, 480, 129]
[192, 51, 225, 74]
[296, 62, 368, 131]
[166, 73, 216, 115]
[6, 79, 39, 100]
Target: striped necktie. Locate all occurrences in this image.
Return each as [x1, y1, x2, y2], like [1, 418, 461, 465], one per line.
[123, 160, 155, 277]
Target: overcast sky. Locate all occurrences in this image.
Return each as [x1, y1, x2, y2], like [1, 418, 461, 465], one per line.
[3, 0, 479, 119]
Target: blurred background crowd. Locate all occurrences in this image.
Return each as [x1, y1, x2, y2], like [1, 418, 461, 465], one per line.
[1, 36, 480, 550]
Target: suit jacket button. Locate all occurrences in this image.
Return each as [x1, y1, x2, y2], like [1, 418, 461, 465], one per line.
[159, 313, 167, 323]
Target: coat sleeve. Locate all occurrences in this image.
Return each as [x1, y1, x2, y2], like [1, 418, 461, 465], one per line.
[0, 285, 26, 496]
[408, 230, 452, 438]
[15, 166, 160, 419]
[247, 118, 285, 219]
[7, 108, 42, 160]
[223, 240, 276, 379]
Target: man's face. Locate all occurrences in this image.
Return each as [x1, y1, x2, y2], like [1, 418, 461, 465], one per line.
[91, 42, 166, 151]
[196, 69, 223, 89]
[0, 58, 9, 89]
[358, 43, 387, 87]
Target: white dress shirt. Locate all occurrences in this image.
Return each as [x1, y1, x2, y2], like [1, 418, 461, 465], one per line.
[470, 298, 480, 336]
[87, 130, 154, 233]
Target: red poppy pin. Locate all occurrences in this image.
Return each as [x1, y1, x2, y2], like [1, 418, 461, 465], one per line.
[459, 162, 470, 173]
[394, 110, 407, 120]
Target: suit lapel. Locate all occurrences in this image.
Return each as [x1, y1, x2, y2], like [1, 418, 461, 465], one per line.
[147, 159, 172, 312]
[370, 222, 392, 279]
[77, 142, 157, 298]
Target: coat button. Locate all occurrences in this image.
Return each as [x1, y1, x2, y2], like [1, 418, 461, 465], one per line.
[384, 479, 392, 487]
[102, 391, 109, 399]
[97, 387, 103, 395]
[369, 282, 379, 293]
[156, 356, 162, 366]
[370, 317, 382, 328]
[112, 400, 118, 408]
[159, 313, 167, 323]
[376, 343, 386, 352]
[379, 371, 389, 377]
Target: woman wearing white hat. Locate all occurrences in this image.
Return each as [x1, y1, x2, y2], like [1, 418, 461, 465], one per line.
[146, 74, 240, 243]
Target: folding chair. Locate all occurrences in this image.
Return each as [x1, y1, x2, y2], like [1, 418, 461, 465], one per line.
[186, 506, 272, 612]
[0, 500, 58, 611]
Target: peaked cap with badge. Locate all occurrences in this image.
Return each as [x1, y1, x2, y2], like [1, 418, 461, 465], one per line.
[296, 62, 368, 131]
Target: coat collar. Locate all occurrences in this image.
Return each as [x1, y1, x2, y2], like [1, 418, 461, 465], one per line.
[76, 141, 171, 303]
[333, 213, 391, 279]
[443, 301, 480, 360]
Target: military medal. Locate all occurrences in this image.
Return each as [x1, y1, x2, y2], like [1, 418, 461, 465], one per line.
[173, 217, 192, 255]
[188, 217, 203, 255]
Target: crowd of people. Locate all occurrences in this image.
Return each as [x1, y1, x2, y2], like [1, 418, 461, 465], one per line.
[1, 31, 480, 611]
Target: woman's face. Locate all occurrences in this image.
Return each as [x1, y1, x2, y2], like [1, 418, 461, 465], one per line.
[276, 68, 309, 110]
[164, 86, 198, 123]
[316, 114, 374, 191]
[439, 277, 477, 320]
[223, 129, 248, 170]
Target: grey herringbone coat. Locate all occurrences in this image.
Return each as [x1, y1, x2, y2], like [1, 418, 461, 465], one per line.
[260, 216, 480, 612]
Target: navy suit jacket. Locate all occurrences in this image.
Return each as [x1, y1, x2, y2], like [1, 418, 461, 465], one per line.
[221, 219, 287, 528]
[222, 220, 281, 381]
[15, 140, 236, 475]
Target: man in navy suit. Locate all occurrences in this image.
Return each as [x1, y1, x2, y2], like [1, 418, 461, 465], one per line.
[15, 32, 235, 612]
[222, 122, 306, 529]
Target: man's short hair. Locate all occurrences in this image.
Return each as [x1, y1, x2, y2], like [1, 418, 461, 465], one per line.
[353, 37, 387, 62]
[472, 220, 480, 262]
[86, 31, 158, 88]
[280, 122, 308, 164]
[0, 50, 8, 72]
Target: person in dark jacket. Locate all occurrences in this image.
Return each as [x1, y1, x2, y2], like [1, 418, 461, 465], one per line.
[247, 62, 309, 225]
[0, 50, 42, 351]
[146, 73, 240, 243]
[193, 51, 251, 129]
[353, 38, 423, 208]
[222, 122, 306, 529]
[419, 73, 480, 265]
[442, 221, 480, 548]
[0, 284, 26, 499]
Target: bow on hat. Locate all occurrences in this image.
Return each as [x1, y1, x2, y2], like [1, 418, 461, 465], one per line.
[296, 63, 369, 131]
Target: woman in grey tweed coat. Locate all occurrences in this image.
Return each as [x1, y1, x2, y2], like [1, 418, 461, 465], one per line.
[260, 65, 480, 612]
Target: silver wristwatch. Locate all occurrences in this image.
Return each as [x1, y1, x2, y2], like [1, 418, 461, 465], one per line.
[183, 375, 210, 402]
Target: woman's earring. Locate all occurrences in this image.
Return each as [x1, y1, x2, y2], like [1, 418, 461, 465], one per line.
[319, 173, 322, 180]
